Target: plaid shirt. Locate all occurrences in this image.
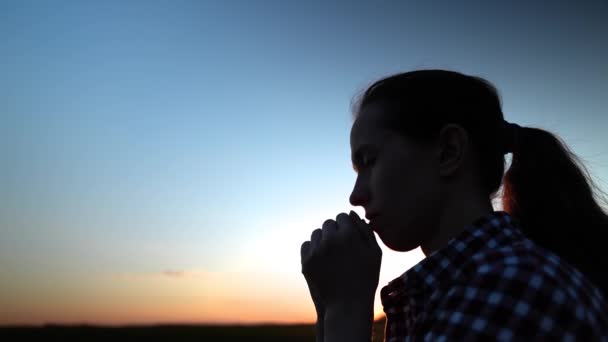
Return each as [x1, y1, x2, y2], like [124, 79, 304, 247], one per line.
[380, 211, 608, 341]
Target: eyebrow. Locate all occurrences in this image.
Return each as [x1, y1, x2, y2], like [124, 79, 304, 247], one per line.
[351, 144, 377, 173]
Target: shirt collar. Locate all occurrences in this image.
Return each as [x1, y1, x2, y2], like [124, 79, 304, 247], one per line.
[381, 211, 524, 310]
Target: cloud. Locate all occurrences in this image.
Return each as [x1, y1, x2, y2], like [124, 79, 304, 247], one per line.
[162, 270, 186, 278]
[112, 269, 206, 280]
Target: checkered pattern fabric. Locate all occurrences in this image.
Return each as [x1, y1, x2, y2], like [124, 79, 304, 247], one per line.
[380, 211, 608, 341]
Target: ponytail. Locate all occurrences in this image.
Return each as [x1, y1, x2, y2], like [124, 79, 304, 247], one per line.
[502, 126, 608, 295]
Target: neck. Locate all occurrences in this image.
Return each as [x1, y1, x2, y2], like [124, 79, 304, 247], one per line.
[420, 194, 494, 256]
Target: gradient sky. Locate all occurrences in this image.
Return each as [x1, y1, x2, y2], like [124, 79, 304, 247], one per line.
[1, 0, 607, 325]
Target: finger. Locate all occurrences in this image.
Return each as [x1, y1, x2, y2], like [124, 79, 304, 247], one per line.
[300, 241, 311, 262]
[321, 219, 338, 249]
[301, 240, 312, 274]
[335, 212, 355, 240]
[349, 210, 375, 245]
[310, 228, 322, 254]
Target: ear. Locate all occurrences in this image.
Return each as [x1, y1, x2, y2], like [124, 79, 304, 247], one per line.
[437, 124, 469, 177]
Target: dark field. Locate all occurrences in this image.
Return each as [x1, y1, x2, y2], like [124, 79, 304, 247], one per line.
[1, 318, 386, 341]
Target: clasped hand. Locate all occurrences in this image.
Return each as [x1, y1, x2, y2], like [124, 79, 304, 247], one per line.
[300, 211, 382, 313]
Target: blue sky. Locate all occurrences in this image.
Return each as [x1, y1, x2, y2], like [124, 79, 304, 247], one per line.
[1, 0, 607, 324]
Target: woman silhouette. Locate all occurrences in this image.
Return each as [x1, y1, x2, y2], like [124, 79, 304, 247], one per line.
[300, 70, 608, 341]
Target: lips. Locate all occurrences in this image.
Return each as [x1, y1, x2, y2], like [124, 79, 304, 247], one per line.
[367, 215, 381, 232]
[365, 212, 379, 221]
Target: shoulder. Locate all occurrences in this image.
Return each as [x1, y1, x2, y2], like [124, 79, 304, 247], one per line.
[424, 240, 608, 339]
[463, 239, 606, 308]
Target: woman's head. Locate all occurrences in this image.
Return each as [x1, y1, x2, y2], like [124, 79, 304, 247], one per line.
[349, 70, 508, 251]
[350, 69, 608, 295]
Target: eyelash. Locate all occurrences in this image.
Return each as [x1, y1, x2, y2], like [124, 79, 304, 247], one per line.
[361, 156, 375, 168]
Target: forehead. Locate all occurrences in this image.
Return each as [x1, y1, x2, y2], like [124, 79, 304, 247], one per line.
[350, 104, 394, 149]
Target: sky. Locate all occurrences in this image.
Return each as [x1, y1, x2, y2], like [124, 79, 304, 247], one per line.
[1, 0, 607, 325]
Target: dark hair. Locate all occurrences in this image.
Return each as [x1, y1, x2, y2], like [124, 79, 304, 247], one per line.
[353, 69, 608, 295]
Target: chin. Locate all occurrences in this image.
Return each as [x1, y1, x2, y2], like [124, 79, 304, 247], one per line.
[378, 232, 420, 252]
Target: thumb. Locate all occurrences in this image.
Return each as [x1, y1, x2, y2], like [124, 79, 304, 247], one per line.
[349, 211, 376, 245]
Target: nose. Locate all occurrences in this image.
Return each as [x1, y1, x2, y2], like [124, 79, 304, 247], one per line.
[349, 175, 370, 208]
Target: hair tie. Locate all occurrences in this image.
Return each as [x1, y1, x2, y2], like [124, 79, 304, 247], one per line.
[502, 120, 521, 154]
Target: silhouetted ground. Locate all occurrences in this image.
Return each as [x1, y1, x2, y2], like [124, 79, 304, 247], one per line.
[1, 317, 386, 341]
